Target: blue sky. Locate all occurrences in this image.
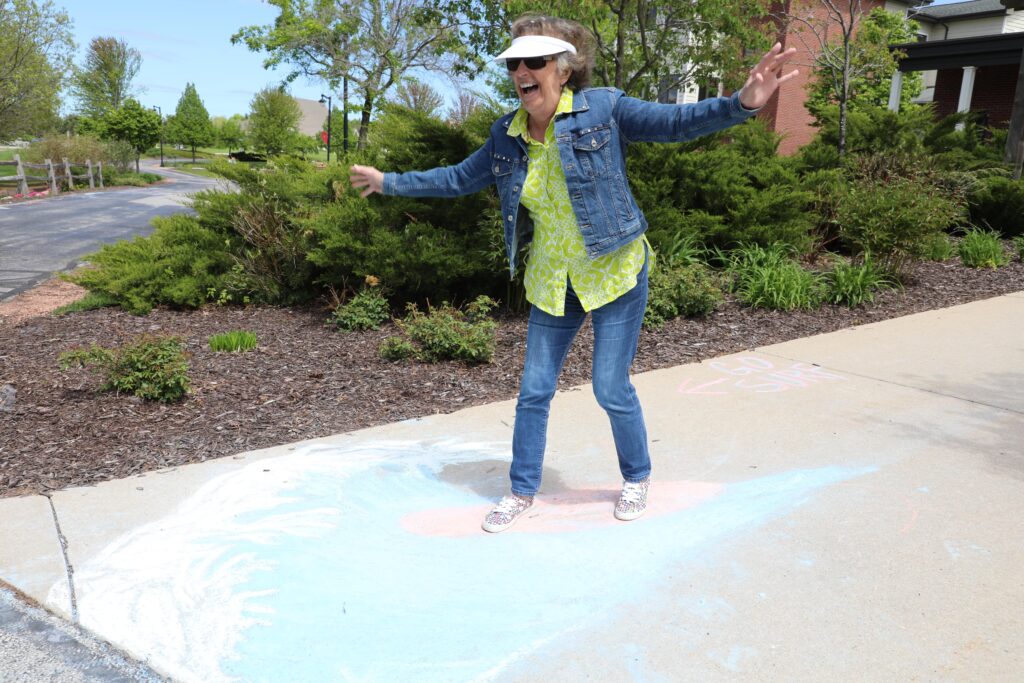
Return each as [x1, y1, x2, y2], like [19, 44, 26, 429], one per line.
[58, 0, 477, 118]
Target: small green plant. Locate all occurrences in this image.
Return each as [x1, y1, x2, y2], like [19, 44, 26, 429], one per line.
[1013, 236, 1024, 261]
[723, 245, 823, 310]
[379, 336, 415, 361]
[644, 259, 723, 329]
[331, 282, 390, 331]
[395, 295, 498, 364]
[52, 291, 118, 316]
[735, 261, 825, 310]
[958, 229, 1009, 268]
[208, 330, 258, 352]
[922, 232, 954, 261]
[58, 335, 190, 402]
[822, 256, 894, 307]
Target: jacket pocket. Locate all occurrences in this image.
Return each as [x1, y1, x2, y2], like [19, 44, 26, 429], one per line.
[571, 125, 613, 179]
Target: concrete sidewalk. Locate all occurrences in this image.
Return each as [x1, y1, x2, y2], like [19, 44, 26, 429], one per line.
[2, 293, 1022, 681]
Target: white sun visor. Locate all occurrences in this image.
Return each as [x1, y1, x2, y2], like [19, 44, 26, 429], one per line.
[493, 35, 577, 62]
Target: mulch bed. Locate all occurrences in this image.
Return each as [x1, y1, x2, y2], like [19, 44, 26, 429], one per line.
[2, 257, 1023, 498]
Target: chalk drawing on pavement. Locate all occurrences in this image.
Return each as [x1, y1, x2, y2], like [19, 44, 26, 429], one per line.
[678, 356, 847, 396]
[48, 441, 877, 683]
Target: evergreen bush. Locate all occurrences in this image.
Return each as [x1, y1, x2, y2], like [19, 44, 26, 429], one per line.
[65, 214, 233, 314]
[629, 120, 815, 254]
[834, 176, 964, 280]
[968, 175, 1024, 238]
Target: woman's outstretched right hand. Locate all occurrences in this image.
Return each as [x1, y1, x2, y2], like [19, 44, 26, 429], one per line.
[349, 164, 384, 198]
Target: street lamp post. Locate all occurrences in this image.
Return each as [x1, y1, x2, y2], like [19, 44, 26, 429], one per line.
[152, 105, 164, 167]
[319, 94, 332, 163]
[343, 76, 349, 156]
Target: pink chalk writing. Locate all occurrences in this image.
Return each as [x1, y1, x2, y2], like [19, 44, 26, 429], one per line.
[677, 356, 846, 395]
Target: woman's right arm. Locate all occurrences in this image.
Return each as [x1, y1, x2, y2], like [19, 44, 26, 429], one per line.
[349, 136, 496, 199]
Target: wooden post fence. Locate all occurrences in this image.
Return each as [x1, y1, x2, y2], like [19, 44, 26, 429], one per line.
[0, 154, 106, 196]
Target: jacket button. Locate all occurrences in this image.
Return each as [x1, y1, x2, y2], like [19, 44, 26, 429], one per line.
[513, 185, 519, 192]
[591, 139, 597, 147]
[507, 215, 514, 222]
[522, 156, 528, 161]
[494, 165, 500, 173]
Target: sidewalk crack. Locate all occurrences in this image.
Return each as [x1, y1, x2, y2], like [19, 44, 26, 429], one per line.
[43, 493, 78, 624]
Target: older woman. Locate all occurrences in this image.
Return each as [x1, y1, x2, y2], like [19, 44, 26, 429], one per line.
[350, 15, 797, 533]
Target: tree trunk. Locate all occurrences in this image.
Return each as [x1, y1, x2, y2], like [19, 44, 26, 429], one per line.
[191, 144, 196, 163]
[357, 94, 374, 150]
[135, 154, 140, 174]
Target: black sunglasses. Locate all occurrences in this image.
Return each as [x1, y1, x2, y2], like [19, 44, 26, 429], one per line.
[505, 55, 556, 71]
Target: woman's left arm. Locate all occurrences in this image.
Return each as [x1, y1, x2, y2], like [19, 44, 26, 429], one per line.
[615, 43, 798, 144]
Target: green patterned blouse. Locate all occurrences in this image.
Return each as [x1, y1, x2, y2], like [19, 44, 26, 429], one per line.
[508, 88, 651, 317]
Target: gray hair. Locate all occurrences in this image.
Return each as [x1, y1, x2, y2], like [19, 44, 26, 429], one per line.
[510, 14, 596, 91]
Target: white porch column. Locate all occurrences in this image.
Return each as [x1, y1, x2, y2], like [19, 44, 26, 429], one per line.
[888, 70, 904, 112]
[956, 66, 978, 130]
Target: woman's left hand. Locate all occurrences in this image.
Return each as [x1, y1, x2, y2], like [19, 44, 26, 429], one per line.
[738, 43, 799, 111]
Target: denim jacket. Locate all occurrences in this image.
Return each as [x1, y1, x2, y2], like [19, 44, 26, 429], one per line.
[383, 88, 758, 279]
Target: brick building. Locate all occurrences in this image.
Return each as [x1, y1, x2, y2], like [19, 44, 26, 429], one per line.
[715, 0, 1023, 155]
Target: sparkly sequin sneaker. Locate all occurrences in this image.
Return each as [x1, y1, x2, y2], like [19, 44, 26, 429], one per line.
[614, 478, 650, 521]
[482, 493, 534, 533]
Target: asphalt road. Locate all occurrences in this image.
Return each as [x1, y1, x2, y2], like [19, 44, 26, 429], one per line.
[0, 163, 224, 300]
[0, 587, 165, 682]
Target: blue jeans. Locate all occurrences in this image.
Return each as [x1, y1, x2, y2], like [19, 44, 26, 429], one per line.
[510, 254, 651, 496]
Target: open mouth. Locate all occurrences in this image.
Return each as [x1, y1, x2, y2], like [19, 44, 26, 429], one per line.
[520, 84, 539, 96]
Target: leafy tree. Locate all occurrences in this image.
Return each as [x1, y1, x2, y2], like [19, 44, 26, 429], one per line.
[805, 8, 922, 117]
[167, 83, 214, 162]
[71, 36, 142, 119]
[247, 86, 304, 155]
[777, 2, 921, 158]
[216, 114, 247, 151]
[103, 98, 161, 172]
[0, 0, 75, 140]
[441, 0, 769, 99]
[232, 0, 462, 149]
[394, 79, 445, 117]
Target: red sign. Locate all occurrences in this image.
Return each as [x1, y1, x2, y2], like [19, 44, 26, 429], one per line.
[320, 131, 328, 144]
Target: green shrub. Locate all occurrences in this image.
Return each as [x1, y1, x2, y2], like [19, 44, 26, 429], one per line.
[968, 175, 1024, 238]
[644, 259, 723, 329]
[58, 335, 190, 402]
[379, 336, 415, 361]
[823, 256, 894, 307]
[1013, 236, 1024, 261]
[225, 196, 318, 305]
[65, 214, 234, 314]
[52, 291, 118, 315]
[921, 232, 954, 261]
[629, 120, 815, 254]
[958, 229, 1009, 268]
[395, 295, 498, 364]
[103, 139, 136, 172]
[330, 284, 390, 331]
[24, 134, 108, 165]
[208, 330, 258, 352]
[834, 176, 964, 280]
